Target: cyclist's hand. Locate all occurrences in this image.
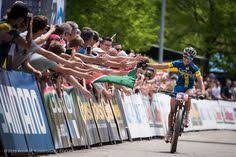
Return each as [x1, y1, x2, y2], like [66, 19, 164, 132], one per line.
[199, 94, 205, 100]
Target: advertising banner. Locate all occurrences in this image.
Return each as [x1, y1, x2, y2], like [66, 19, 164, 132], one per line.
[62, 86, 88, 146]
[0, 70, 54, 153]
[150, 93, 168, 136]
[101, 97, 120, 142]
[117, 91, 152, 139]
[219, 100, 235, 130]
[0, 70, 28, 153]
[111, 92, 128, 140]
[188, 99, 204, 131]
[141, 95, 156, 137]
[197, 100, 218, 130]
[76, 90, 100, 145]
[43, 85, 71, 149]
[89, 95, 110, 143]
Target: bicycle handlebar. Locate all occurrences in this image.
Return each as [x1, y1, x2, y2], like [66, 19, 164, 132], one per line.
[157, 90, 205, 100]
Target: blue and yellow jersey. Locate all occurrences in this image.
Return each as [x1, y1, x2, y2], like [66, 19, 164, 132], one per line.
[167, 60, 201, 88]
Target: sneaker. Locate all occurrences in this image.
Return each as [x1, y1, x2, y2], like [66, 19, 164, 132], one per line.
[183, 113, 190, 128]
[164, 130, 173, 143]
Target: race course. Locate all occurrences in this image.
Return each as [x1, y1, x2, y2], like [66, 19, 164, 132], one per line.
[41, 130, 236, 157]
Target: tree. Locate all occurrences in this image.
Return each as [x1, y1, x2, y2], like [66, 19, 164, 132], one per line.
[66, 0, 236, 77]
[165, 0, 236, 75]
[66, 0, 161, 51]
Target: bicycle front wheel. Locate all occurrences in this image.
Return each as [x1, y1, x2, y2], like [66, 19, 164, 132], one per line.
[170, 108, 184, 153]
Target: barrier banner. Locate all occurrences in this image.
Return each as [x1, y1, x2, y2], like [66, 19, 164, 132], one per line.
[1, 70, 54, 153]
[233, 105, 236, 128]
[101, 97, 120, 141]
[155, 93, 170, 134]
[0, 70, 28, 153]
[43, 85, 71, 149]
[189, 99, 203, 130]
[111, 92, 128, 140]
[117, 91, 152, 139]
[197, 100, 218, 130]
[89, 95, 110, 143]
[76, 90, 100, 145]
[62, 86, 88, 146]
[150, 93, 167, 136]
[219, 100, 235, 130]
[142, 95, 155, 137]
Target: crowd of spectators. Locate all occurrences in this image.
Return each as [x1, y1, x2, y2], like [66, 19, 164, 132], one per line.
[0, 1, 235, 102]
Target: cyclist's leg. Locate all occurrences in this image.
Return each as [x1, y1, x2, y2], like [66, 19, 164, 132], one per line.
[165, 97, 176, 142]
[183, 88, 193, 127]
[168, 97, 176, 130]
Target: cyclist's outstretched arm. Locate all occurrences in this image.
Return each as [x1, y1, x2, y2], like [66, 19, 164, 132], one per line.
[147, 63, 170, 69]
[196, 75, 205, 95]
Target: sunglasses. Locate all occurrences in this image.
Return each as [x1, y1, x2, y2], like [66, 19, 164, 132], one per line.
[183, 55, 193, 61]
[115, 48, 122, 51]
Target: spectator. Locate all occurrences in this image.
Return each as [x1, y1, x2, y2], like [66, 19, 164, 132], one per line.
[79, 28, 94, 54]
[221, 79, 232, 100]
[231, 81, 236, 100]
[113, 43, 128, 56]
[66, 21, 81, 36]
[100, 37, 112, 52]
[44, 24, 66, 49]
[0, 1, 32, 69]
[212, 80, 222, 99]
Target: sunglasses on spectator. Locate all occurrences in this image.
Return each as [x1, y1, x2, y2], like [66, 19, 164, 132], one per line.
[115, 48, 122, 51]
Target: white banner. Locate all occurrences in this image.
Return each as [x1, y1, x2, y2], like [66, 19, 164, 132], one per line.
[198, 100, 218, 130]
[218, 100, 236, 130]
[152, 93, 169, 135]
[117, 92, 152, 139]
[117, 92, 236, 138]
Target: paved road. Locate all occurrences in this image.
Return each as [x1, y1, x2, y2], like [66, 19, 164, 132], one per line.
[41, 130, 236, 157]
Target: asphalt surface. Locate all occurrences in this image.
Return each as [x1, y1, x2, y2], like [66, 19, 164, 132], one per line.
[41, 130, 236, 157]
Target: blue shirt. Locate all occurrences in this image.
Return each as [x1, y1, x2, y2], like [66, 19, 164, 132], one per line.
[168, 60, 201, 88]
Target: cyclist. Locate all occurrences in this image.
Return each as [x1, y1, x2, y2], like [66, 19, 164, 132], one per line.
[148, 47, 205, 142]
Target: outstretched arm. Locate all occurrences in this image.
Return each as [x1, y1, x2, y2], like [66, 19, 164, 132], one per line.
[147, 63, 170, 69]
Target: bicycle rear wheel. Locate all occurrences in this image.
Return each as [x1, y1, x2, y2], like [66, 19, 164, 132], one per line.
[170, 108, 184, 153]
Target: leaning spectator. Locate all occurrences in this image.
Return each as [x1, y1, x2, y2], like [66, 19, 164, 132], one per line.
[99, 37, 112, 52]
[61, 22, 73, 47]
[0, 1, 32, 69]
[44, 24, 66, 49]
[79, 28, 94, 54]
[66, 21, 81, 36]
[221, 79, 232, 100]
[114, 43, 128, 56]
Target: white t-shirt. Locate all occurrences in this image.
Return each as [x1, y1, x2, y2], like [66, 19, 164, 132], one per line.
[212, 86, 221, 99]
[117, 50, 128, 56]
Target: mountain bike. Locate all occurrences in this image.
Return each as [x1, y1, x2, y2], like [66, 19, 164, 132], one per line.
[170, 92, 202, 153]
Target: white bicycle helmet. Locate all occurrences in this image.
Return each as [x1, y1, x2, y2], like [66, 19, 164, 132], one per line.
[183, 47, 197, 58]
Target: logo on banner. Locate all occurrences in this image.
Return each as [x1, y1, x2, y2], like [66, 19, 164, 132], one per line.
[223, 107, 234, 124]
[0, 85, 46, 134]
[214, 108, 224, 123]
[190, 102, 203, 126]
